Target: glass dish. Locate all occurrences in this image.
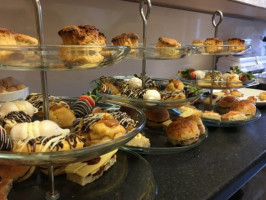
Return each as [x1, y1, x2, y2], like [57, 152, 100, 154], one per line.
[121, 127, 208, 155]
[0, 100, 145, 166]
[88, 76, 201, 109]
[190, 44, 253, 55]
[126, 44, 191, 60]
[202, 109, 261, 127]
[0, 45, 130, 71]
[8, 149, 157, 200]
[176, 71, 255, 89]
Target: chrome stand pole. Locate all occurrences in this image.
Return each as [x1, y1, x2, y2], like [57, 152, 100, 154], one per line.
[32, 1, 59, 199]
[139, 0, 151, 88]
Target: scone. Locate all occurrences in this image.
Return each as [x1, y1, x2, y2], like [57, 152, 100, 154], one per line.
[156, 37, 181, 57]
[217, 96, 239, 114]
[204, 38, 223, 53]
[144, 108, 170, 128]
[228, 38, 245, 51]
[58, 25, 106, 64]
[0, 28, 16, 60]
[111, 32, 139, 53]
[14, 33, 38, 45]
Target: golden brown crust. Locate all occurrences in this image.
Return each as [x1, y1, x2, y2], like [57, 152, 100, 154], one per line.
[217, 96, 239, 108]
[230, 89, 244, 97]
[192, 40, 204, 45]
[258, 92, 266, 101]
[144, 108, 170, 122]
[49, 106, 76, 128]
[58, 25, 106, 46]
[14, 33, 38, 45]
[228, 38, 245, 51]
[165, 79, 185, 92]
[111, 33, 139, 46]
[230, 100, 256, 118]
[166, 116, 200, 145]
[204, 38, 223, 53]
[157, 37, 181, 47]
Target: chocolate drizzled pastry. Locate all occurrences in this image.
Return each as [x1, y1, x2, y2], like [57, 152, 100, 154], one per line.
[0, 125, 12, 151]
[111, 111, 136, 130]
[99, 76, 127, 90]
[3, 111, 32, 126]
[121, 88, 147, 98]
[73, 113, 105, 133]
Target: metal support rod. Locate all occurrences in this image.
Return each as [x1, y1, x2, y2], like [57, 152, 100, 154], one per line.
[139, 0, 151, 87]
[32, 0, 49, 120]
[32, 1, 58, 200]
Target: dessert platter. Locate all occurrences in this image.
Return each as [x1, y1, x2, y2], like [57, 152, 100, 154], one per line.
[88, 75, 202, 109]
[176, 67, 256, 89]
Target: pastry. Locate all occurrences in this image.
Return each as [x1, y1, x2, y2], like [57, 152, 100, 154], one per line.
[166, 116, 200, 146]
[204, 38, 223, 53]
[178, 105, 203, 117]
[3, 111, 32, 134]
[0, 125, 12, 151]
[228, 38, 245, 51]
[58, 25, 106, 64]
[111, 32, 139, 51]
[12, 133, 84, 153]
[10, 120, 70, 142]
[13, 33, 38, 45]
[144, 108, 170, 128]
[0, 100, 36, 120]
[99, 76, 127, 95]
[227, 74, 243, 88]
[202, 110, 221, 121]
[160, 90, 186, 100]
[221, 111, 247, 121]
[0, 28, 16, 60]
[247, 96, 257, 104]
[203, 91, 225, 105]
[186, 114, 205, 134]
[230, 100, 256, 119]
[258, 92, 266, 101]
[192, 40, 204, 46]
[165, 79, 185, 92]
[125, 133, 150, 148]
[49, 105, 76, 128]
[156, 37, 181, 57]
[65, 149, 117, 186]
[111, 111, 136, 131]
[217, 96, 239, 114]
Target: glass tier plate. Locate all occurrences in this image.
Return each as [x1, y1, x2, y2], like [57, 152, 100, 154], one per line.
[88, 76, 201, 109]
[190, 44, 253, 55]
[126, 44, 192, 60]
[0, 45, 130, 71]
[0, 100, 145, 166]
[122, 127, 208, 154]
[8, 149, 157, 200]
[202, 109, 261, 127]
[176, 71, 255, 89]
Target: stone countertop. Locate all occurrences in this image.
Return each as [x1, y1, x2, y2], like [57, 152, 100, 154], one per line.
[143, 106, 266, 200]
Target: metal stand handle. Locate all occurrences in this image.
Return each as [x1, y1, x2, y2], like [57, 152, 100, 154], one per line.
[139, 0, 151, 88]
[209, 10, 223, 109]
[32, 1, 59, 199]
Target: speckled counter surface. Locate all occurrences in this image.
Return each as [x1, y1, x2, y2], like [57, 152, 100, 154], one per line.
[143, 106, 266, 200]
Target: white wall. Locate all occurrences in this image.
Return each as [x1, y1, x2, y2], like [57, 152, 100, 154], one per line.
[1, 0, 266, 96]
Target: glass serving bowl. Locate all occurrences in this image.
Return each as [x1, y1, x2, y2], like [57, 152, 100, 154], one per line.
[88, 76, 201, 109]
[176, 70, 256, 89]
[190, 44, 253, 55]
[0, 100, 145, 166]
[126, 44, 192, 60]
[0, 45, 130, 71]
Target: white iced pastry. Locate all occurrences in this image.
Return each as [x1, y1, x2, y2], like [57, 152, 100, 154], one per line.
[128, 77, 142, 89]
[193, 70, 206, 80]
[221, 73, 239, 81]
[143, 89, 161, 100]
[10, 120, 70, 142]
[0, 101, 36, 120]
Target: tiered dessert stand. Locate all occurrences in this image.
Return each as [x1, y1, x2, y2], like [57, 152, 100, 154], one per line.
[0, 0, 158, 200]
